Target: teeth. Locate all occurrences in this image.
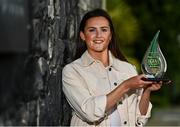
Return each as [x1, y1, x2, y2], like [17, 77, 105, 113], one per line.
[93, 40, 103, 43]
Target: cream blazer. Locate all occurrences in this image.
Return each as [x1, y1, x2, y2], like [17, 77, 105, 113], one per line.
[62, 51, 152, 127]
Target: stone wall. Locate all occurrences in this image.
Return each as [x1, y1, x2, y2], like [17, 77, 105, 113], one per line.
[0, 0, 103, 126]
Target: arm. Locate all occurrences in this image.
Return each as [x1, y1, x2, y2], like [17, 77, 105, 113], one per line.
[139, 89, 151, 115]
[62, 65, 107, 122]
[136, 81, 162, 126]
[139, 83, 162, 115]
[106, 81, 129, 111]
[106, 74, 155, 112]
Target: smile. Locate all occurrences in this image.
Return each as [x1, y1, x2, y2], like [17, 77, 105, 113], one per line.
[93, 40, 103, 44]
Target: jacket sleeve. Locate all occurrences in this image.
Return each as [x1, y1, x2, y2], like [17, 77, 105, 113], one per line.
[62, 64, 107, 122]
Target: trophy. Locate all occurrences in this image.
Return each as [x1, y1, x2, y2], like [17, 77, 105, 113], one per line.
[141, 30, 171, 84]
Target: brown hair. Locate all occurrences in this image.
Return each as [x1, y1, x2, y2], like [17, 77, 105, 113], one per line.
[75, 8, 127, 62]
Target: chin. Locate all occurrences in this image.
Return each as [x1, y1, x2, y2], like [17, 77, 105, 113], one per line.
[94, 46, 104, 51]
[94, 48, 106, 52]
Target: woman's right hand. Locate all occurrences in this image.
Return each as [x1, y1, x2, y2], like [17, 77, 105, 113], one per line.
[122, 74, 153, 91]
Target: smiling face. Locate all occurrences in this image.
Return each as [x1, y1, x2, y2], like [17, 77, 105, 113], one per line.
[80, 16, 112, 54]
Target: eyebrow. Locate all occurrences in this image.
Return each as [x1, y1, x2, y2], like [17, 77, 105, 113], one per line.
[87, 26, 110, 29]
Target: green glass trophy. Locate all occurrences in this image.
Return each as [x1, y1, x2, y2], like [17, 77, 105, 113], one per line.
[141, 30, 171, 84]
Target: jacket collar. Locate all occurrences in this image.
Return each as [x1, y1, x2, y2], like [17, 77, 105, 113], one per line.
[80, 50, 120, 71]
[80, 51, 95, 66]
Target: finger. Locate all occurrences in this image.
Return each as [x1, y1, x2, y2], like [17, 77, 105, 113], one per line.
[141, 79, 153, 84]
[154, 82, 163, 85]
[139, 74, 146, 78]
[153, 84, 162, 89]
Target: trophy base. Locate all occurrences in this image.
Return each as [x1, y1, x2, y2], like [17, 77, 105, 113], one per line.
[142, 77, 172, 84]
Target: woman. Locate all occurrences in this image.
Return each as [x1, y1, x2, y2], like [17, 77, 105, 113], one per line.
[62, 8, 162, 126]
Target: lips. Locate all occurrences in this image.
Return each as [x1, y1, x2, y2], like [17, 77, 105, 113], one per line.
[93, 40, 103, 44]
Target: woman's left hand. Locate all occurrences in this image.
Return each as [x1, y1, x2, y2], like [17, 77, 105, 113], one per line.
[144, 82, 162, 92]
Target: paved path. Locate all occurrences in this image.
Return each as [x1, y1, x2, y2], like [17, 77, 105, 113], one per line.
[146, 107, 180, 126]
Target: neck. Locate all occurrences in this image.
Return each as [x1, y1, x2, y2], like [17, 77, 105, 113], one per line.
[88, 50, 109, 67]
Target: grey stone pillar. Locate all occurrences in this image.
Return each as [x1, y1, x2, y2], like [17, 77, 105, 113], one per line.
[33, 0, 103, 125]
[0, 0, 103, 126]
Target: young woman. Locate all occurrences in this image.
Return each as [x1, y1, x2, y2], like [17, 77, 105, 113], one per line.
[62, 9, 162, 126]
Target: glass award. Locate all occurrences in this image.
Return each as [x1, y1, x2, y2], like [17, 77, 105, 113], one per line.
[141, 30, 171, 84]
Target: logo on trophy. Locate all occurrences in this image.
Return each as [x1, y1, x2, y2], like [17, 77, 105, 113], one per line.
[141, 30, 171, 84]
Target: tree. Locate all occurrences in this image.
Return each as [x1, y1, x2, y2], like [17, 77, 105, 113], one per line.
[107, 0, 180, 107]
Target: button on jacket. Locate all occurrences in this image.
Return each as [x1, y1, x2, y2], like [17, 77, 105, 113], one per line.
[62, 50, 152, 126]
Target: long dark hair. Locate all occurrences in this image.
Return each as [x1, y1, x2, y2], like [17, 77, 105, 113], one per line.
[75, 8, 127, 62]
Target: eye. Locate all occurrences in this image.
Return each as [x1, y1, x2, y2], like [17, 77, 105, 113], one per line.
[102, 28, 108, 32]
[101, 27, 110, 32]
[88, 28, 96, 32]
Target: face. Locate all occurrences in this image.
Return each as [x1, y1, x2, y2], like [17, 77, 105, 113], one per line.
[80, 16, 112, 53]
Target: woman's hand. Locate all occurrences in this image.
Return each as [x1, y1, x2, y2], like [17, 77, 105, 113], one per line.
[122, 74, 155, 91]
[143, 81, 162, 93]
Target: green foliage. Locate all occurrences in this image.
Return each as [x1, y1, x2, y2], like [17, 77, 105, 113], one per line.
[106, 0, 140, 68]
[107, 0, 180, 106]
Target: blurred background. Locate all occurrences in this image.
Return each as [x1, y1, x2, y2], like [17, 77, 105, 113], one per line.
[0, 0, 180, 126]
[106, 0, 180, 125]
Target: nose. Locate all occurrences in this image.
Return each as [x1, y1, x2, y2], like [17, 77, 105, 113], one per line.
[96, 29, 102, 38]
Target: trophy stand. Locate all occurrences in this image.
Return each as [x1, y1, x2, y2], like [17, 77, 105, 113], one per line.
[141, 77, 171, 84]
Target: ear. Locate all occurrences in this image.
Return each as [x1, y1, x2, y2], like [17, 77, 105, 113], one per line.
[80, 31, 85, 41]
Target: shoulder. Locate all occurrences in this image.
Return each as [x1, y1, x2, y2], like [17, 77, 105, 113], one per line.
[62, 58, 82, 75]
[114, 58, 135, 69]
[63, 59, 79, 72]
[113, 58, 138, 75]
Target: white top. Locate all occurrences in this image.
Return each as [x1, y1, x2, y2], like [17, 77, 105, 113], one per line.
[62, 50, 152, 126]
[110, 108, 121, 126]
[105, 67, 121, 126]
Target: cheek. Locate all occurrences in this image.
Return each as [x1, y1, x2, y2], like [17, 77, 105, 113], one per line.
[104, 35, 111, 44]
[85, 34, 95, 41]
[107, 34, 112, 41]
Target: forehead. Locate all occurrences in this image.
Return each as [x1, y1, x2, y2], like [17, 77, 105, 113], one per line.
[85, 16, 110, 27]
